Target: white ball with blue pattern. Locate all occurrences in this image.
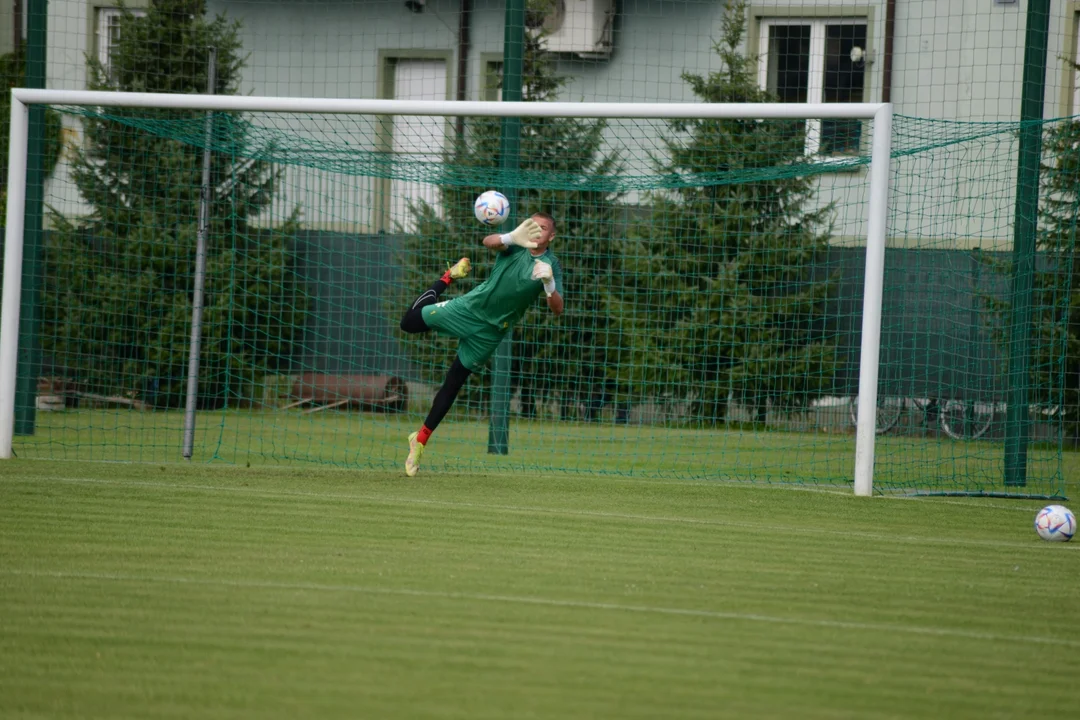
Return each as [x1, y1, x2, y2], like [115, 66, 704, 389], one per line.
[1034, 504, 1075, 542]
[474, 190, 510, 226]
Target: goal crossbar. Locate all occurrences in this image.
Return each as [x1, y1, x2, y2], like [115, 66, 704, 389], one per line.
[7, 88, 887, 119]
[0, 90, 893, 496]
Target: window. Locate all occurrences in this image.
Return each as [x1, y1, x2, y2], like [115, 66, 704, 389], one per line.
[390, 59, 449, 229]
[757, 18, 868, 155]
[96, 8, 146, 83]
[484, 61, 503, 102]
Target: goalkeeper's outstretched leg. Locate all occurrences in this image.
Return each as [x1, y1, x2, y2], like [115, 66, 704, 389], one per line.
[406, 356, 472, 477]
[399, 257, 471, 333]
[401, 257, 472, 477]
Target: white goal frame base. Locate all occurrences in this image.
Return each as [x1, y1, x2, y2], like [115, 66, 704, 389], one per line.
[0, 89, 893, 495]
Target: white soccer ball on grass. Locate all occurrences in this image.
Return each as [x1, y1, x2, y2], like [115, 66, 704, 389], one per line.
[1034, 504, 1075, 542]
[474, 190, 510, 226]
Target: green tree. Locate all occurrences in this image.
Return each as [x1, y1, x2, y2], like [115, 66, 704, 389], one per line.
[643, 0, 837, 424]
[400, 9, 649, 421]
[1036, 117, 1080, 441]
[0, 49, 64, 207]
[979, 112, 1080, 442]
[42, 0, 305, 407]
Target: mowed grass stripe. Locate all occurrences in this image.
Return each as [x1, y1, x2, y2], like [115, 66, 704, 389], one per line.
[5, 568, 1080, 648]
[2, 473, 1074, 551]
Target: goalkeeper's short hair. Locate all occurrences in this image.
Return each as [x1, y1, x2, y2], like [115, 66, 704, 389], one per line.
[531, 211, 556, 230]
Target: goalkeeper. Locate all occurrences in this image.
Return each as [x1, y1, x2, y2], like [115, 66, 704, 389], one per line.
[399, 212, 564, 477]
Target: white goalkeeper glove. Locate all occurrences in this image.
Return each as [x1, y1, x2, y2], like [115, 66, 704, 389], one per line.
[500, 218, 542, 249]
[532, 259, 556, 297]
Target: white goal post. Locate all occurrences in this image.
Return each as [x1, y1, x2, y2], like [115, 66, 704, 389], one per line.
[0, 89, 892, 494]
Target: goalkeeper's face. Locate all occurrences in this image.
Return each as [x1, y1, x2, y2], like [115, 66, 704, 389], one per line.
[531, 214, 556, 251]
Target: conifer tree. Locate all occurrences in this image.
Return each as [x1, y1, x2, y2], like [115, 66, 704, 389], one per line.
[645, 0, 837, 424]
[42, 0, 305, 407]
[1035, 116, 1080, 441]
[0, 49, 63, 206]
[979, 103, 1080, 441]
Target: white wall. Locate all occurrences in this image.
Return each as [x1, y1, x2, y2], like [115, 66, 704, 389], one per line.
[891, 0, 1072, 122]
[38, 0, 1080, 245]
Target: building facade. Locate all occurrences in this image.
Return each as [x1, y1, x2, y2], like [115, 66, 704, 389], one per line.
[29, 0, 1080, 246]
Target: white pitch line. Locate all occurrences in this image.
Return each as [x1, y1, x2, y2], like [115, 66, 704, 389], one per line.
[3, 568, 1077, 649]
[1, 457, 1062, 508]
[3, 475, 1073, 552]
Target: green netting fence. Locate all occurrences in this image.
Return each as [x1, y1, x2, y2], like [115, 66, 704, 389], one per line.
[4, 101, 1074, 497]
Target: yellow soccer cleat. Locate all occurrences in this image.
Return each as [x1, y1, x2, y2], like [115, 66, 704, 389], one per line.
[448, 257, 471, 280]
[405, 431, 425, 477]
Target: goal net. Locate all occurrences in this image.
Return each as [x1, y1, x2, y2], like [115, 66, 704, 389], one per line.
[1, 92, 1073, 497]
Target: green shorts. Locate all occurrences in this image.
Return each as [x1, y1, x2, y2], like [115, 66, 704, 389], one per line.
[421, 298, 508, 371]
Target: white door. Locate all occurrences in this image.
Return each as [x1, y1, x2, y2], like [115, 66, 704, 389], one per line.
[391, 60, 447, 231]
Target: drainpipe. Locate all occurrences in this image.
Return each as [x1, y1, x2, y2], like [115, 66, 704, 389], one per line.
[13, 0, 21, 53]
[456, 0, 471, 138]
[882, 0, 895, 102]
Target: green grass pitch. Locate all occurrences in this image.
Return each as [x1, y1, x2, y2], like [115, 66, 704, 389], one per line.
[1, 453, 1078, 718]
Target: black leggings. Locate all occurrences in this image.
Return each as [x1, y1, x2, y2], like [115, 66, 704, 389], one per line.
[400, 278, 447, 334]
[425, 357, 471, 431]
[400, 279, 472, 431]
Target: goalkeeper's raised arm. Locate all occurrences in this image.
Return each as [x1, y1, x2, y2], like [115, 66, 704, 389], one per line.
[483, 217, 540, 250]
[482, 213, 563, 315]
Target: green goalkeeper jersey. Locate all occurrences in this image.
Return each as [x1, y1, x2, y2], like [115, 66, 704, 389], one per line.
[458, 244, 563, 331]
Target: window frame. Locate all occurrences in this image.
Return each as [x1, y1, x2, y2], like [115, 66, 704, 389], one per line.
[753, 12, 870, 157]
[484, 59, 504, 102]
[373, 50, 455, 232]
[95, 7, 147, 83]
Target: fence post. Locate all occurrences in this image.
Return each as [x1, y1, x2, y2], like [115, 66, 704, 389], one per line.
[13, 0, 47, 436]
[487, 0, 525, 455]
[182, 48, 217, 460]
[1004, 0, 1051, 487]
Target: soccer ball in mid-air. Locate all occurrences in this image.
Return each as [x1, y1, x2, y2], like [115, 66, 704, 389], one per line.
[474, 190, 510, 226]
[1034, 505, 1075, 542]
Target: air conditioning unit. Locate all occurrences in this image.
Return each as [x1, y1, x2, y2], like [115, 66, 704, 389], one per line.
[530, 0, 615, 59]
